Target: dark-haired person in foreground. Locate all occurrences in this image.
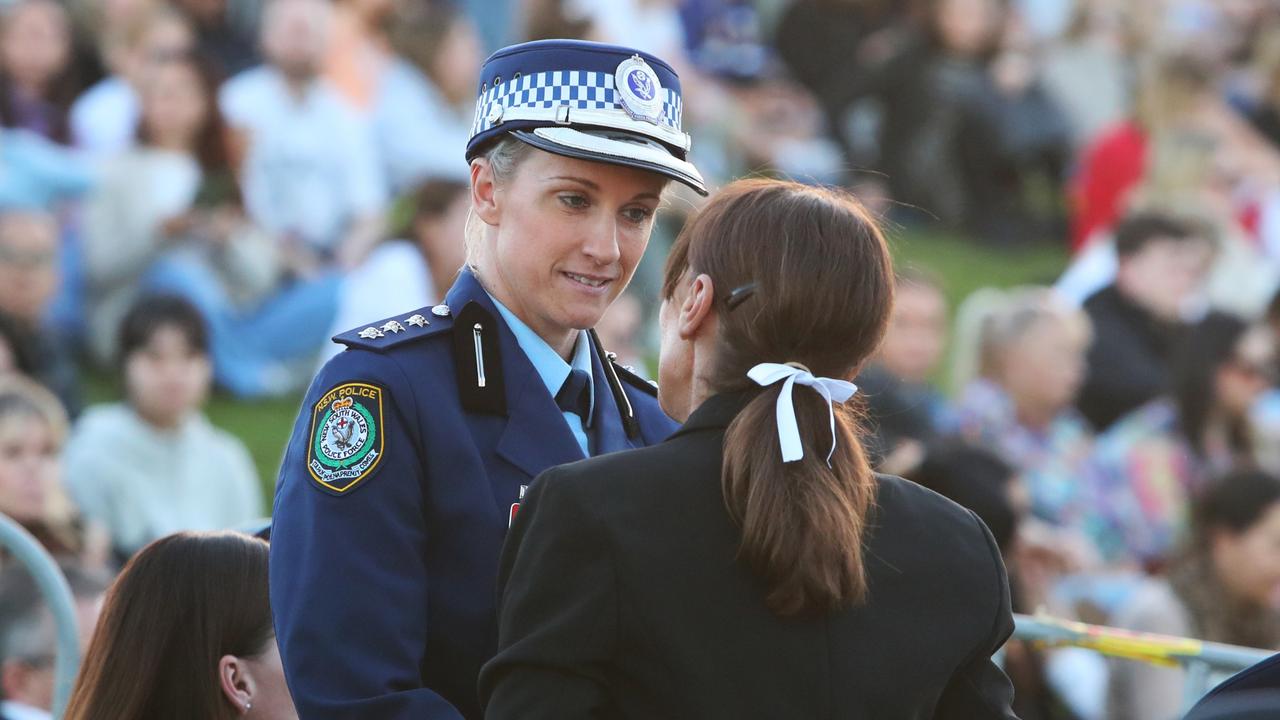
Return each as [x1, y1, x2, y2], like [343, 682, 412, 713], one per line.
[480, 179, 1018, 719]
[63, 531, 295, 719]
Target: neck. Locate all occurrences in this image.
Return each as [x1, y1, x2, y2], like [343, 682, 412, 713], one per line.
[1014, 400, 1057, 431]
[474, 267, 577, 360]
[134, 404, 187, 431]
[279, 69, 314, 99]
[149, 133, 195, 155]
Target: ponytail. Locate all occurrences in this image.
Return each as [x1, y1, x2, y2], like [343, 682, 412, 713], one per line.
[663, 178, 893, 619]
[722, 387, 875, 616]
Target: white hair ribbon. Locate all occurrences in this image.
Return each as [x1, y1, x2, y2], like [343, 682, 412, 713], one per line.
[746, 363, 859, 467]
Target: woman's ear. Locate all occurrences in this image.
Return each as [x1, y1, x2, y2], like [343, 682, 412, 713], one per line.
[470, 159, 500, 226]
[218, 654, 255, 715]
[678, 273, 716, 341]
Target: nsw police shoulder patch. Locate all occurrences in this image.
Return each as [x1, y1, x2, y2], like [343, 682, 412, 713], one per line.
[307, 382, 386, 495]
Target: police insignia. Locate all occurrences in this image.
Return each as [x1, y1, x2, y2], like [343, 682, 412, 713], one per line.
[307, 382, 385, 494]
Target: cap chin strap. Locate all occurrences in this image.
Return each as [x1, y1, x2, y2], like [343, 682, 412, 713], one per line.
[480, 103, 692, 153]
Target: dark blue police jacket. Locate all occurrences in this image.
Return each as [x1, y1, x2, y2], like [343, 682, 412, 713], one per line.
[270, 268, 677, 719]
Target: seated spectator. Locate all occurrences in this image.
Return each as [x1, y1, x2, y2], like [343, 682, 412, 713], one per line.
[0, 563, 111, 720]
[64, 296, 261, 558]
[1058, 133, 1280, 321]
[219, 0, 386, 270]
[379, 1, 479, 191]
[0, 0, 79, 144]
[1094, 314, 1276, 569]
[0, 128, 94, 210]
[0, 212, 78, 415]
[69, 4, 194, 159]
[857, 269, 951, 473]
[952, 286, 1116, 564]
[1107, 470, 1280, 720]
[322, 0, 392, 113]
[1076, 212, 1215, 431]
[319, 177, 467, 364]
[1070, 52, 1280, 254]
[0, 378, 106, 571]
[174, 0, 258, 78]
[81, 51, 282, 381]
[64, 531, 295, 718]
[829, 0, 1069, 242]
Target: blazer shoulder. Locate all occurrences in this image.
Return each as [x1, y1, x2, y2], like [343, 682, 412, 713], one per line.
[332, 304, 456, 353]
[873, 473, 995, 544]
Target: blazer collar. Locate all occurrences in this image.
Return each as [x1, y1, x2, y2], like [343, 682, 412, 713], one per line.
[447, 268, 639, 476]
[668, 389, 758, 440]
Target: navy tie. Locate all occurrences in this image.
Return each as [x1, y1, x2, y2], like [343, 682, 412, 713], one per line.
[555, 369, 592, 424]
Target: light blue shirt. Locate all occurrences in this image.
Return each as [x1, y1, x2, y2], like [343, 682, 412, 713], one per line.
[490, 296, 595, 457]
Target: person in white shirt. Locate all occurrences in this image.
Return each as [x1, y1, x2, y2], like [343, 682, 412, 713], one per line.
[318, 176, 468, 366]
[219, 0, 386, 270]
[64, 296, 261, 557]
[69, 5, 195, 159]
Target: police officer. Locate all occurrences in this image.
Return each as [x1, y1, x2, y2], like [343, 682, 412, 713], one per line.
[268, 39, 707, 719]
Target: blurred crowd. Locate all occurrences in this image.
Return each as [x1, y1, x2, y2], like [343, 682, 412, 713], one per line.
[5, 0, 1280, 718]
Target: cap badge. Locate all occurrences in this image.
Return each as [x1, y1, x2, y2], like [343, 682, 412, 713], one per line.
[615, 55, 663, 125]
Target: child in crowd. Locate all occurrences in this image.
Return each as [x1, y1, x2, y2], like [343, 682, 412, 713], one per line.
[64, 295, 261, 558]
[0, 377, 107, 571]
[1108, 470, 1280, 720]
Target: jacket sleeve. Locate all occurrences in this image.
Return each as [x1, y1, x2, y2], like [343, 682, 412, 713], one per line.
[269, 351, 465, 719]
[479, 467, 616, 719]
[933, 509, 1020, 720]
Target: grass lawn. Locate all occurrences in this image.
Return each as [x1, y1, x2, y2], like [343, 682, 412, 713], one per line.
[122, 231, 1069, 510]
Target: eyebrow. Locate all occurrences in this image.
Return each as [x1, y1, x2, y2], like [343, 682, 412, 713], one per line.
[546, 175, 662, 202]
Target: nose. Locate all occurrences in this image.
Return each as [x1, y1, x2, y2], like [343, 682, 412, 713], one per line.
[580, 215, 622, 267]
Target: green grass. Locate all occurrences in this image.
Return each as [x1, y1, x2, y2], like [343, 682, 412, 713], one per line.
[886, 230, 1070, 311]
[97, 231, 1067, 512]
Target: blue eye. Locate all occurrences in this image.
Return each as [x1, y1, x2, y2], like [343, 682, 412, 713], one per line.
[558, 194, 589, 209]
[622, 207, 654, 224]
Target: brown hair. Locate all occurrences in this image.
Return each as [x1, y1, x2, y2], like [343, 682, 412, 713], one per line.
[64, 531, 272, 720]
[662, 178, 894, 617]
[136, 51, 239, 196]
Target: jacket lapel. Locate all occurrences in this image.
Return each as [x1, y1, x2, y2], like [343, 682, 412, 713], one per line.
[443, 272, 585, 478]
[589, 346, 643, 455]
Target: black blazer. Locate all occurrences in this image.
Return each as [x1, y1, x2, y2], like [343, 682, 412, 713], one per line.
[480, 392, 1019, 719]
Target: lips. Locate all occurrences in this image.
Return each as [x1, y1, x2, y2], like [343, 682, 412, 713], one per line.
[563, 271, 614, 289]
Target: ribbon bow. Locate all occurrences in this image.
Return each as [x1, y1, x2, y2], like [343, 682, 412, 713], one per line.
[747, 362, 859, 467]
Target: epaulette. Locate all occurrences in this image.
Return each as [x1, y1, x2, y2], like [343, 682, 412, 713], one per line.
[610, 357, 658, 398]
[333, 304, 456, 352]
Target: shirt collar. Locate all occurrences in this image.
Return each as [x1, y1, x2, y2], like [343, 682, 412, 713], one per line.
[488, 294, 594, 418]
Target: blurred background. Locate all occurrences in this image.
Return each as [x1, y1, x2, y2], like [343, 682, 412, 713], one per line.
[8, 0, 1280, 717]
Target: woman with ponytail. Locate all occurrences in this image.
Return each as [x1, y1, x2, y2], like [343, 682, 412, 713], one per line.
[480, 179, 1018, 719]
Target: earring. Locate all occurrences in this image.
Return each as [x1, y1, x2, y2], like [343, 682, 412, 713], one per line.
[244, 701, 252, 713]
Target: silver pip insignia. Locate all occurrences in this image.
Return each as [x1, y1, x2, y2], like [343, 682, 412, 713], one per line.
[358, 327, 384, 339]
[381, 320, 405, 334]
[406, 314, 429, 328]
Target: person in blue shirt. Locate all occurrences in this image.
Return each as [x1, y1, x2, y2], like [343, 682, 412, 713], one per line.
[269, 39, 707, 719]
